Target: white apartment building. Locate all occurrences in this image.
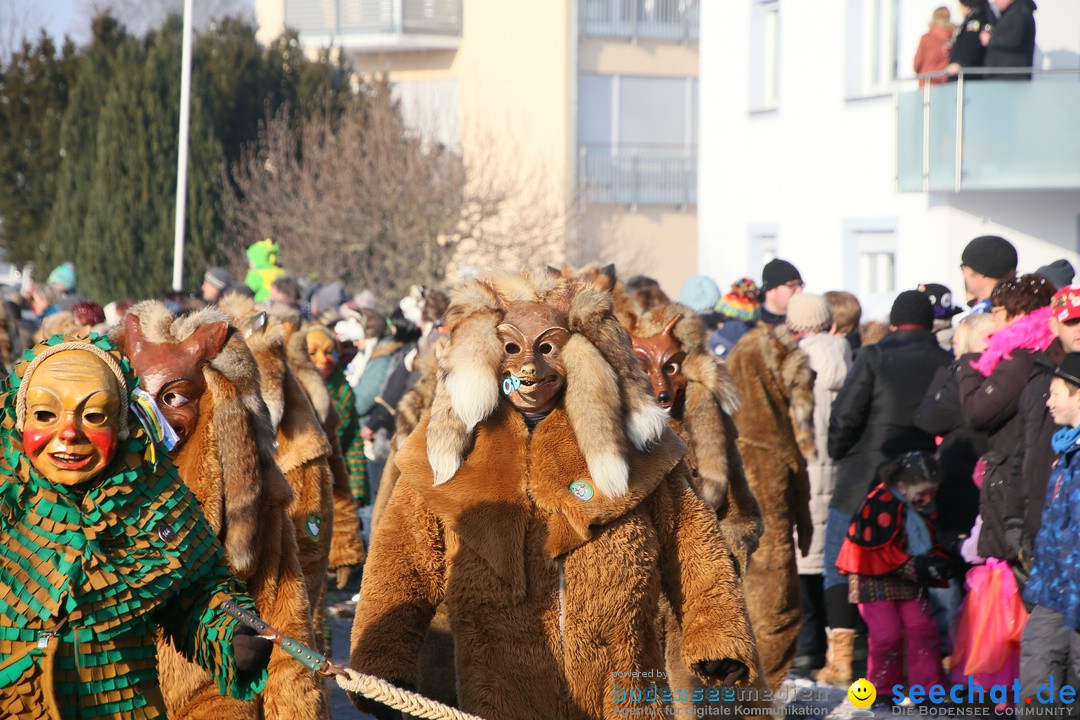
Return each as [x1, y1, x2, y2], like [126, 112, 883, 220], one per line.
[699, 0, 1080, 320]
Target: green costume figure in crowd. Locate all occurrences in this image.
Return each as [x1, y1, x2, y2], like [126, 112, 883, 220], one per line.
[0, 334, 270, 719]
[245, 239, 287, 303]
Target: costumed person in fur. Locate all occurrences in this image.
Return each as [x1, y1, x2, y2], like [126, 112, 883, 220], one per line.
[215, 295, 338, 656]
[286, 325, 366, 591]
[349, 271, 762, 720]
[0, 333, 272, 718]
[624, 301, 766, 715]
[364, 328, 459, 710]
[114, 302, 328, 720]
[306, 324, 370, 506]
[725, 315, 816, 690]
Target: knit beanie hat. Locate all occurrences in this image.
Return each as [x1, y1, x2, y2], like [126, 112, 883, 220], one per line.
[785, 293, 832, 334]
[760, 258, 802, 294]
[890, 290, 934, 329]
[715, 278, 760, 323]
[1035, 259, 1075, 291]
[961, 235, 1017, 279]
[47, 262, 76, 291]
[203, 267, 232, 291]
[677, 275, 722, 313]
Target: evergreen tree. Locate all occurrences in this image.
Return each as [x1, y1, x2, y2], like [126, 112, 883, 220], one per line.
[0, 30, 79, 268]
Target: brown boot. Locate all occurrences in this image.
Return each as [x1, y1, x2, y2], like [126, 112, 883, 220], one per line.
[813, 628, 856, 686]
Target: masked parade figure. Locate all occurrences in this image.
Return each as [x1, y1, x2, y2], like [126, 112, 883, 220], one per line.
[349, 272, 760, 720]
[0, 334, 270, 719]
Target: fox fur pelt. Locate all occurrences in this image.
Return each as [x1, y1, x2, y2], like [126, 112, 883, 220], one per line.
[113, 301, 327, 720]
[628, 302, 764, 570]
[427, 270, 667, 498]
[217, 294, 337, 657]
[285, 329, 366, 574]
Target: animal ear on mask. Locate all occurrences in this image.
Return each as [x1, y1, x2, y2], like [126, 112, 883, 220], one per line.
[661, 314, 681, 339]
[182, 321, 229, 366]
[125, 312, 150, 358]
[244, 312, 268, 338]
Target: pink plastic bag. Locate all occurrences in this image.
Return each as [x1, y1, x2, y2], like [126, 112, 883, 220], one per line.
[950, 558, 1029, 676]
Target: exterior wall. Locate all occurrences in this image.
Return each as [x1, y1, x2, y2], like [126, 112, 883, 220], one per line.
[700, 0, 1080, 322]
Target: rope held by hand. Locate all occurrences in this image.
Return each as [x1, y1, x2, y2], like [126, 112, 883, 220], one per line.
[221, 600, 484, 720]
[335, 667, 485, 720]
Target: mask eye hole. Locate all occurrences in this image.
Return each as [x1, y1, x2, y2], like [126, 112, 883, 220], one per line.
[84, 411, 107, 425]
[34, 410, 57, 423]
[504, 342, 520, 354]
[663, 361, 680, 375]
[162, 392, 189, 408]
[538, 343, 553, 355]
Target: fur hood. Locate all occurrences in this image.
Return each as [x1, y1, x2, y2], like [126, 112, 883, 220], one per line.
[286, 327, 332, 424]
[112, 300, 280, 576]
[428, 270, 667, 498]
[629, 303, 741, 510]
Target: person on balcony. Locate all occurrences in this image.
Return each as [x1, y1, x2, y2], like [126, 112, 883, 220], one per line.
[981, 0, 1037, 80]
[946, 0, 991, 79]
[915, 7, 956, 86]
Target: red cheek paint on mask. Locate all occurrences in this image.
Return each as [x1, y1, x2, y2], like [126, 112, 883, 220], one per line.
[84, 427, 119, 464]
[22, 427, 51, 456]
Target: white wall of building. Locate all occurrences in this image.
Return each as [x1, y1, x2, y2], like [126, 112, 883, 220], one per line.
[700, 0, 1080, 321]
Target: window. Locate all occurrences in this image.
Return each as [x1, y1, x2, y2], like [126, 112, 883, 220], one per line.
[749, 0, 780, 111]
[844, 226, 897, 299]
[391, 79, 460, 151]
[845, 0, 897, 98]
[748, 227, 778, 277]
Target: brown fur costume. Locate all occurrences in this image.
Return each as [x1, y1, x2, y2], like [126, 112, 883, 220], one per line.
[113, 302, 327, 720]
[284, 329, 366, 575]
[217, 295, 337, 657]
[725, 323, 816, 690]
[350, 272, 761, 720]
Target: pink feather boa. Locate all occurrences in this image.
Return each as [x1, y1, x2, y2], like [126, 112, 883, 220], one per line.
[971, 305, 1055, 377]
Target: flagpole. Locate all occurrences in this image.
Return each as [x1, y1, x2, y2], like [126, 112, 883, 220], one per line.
[171, 0, 194, 291]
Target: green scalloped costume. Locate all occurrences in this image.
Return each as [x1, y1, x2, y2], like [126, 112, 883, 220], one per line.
[0, 334, 266, 719]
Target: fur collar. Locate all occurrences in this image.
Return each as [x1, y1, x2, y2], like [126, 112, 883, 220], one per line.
[398, 404, 687, 594]
[426, 271, 667, 498]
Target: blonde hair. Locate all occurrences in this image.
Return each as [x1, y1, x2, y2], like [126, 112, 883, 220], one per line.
[930, 6, 953, 28]
[952, 313, 997, 356]
[824, 291, 862, 336]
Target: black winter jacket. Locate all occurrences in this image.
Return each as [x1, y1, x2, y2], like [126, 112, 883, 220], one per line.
[949, 8, 991, 72]
[828, 328, 952, 516]
[914, 361, 986, 536]
[1008, 339, 1064, 560]
[985, 0, 1037, 80]
[958, 347, 1037, 560]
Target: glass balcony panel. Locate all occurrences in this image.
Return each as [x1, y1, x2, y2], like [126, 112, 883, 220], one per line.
[897, 71, 1080, 192]
[960, 77, 1080, 190]
[284, 0, 461, 39]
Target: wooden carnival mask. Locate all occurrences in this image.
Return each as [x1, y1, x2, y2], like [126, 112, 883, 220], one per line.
[631, 316, 688, 418]
[22, 349, 123, 486]
[125, 314, 230, 447]
[497, 302, 571, 415]
[306, 327, 339, 379]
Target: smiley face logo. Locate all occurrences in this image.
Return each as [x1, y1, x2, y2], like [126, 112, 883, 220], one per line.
[848, 678, 876, 708]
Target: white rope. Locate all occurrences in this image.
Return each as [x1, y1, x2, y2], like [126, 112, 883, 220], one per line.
[335, 667, 486, 720]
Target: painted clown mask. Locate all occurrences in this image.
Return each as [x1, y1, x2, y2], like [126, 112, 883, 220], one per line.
[306, 327, 339, 379]
[497, 302, 570, 415]
[126, 314, 229, 447]
[631, 317, 688, 418]
[22, 349, 123, 486]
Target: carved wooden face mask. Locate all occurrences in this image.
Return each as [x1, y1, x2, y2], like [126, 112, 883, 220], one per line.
[497, 302, 571, 415]
[126, 314, 229, 448]
[631, 316, 688, 418]
[306, 328, 339, 378]
[23, 350, 122, 486]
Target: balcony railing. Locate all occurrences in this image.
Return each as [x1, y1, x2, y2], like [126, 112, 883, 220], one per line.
[580, 0, 698, 42]
[896, 67, 1080, 192]
[579, 144, 696, 208]
[284, 0, 462, 50]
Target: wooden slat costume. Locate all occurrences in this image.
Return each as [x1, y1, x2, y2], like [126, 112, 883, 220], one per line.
[350, 272, 761, 720]
[0, 334, 266, 719]
[114, 303, 327, 720]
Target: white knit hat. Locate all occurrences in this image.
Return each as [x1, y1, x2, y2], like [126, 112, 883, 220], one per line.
[786, 294, 832, 334]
